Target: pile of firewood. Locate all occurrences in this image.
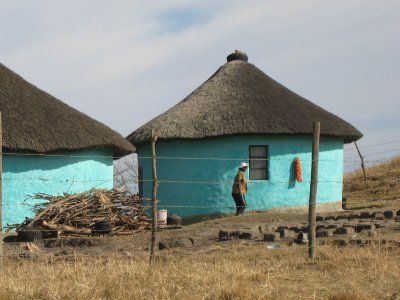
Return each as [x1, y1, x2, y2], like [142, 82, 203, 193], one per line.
[12, 188, 151, 236]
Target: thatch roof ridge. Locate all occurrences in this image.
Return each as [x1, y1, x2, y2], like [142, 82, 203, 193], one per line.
[0, 63, 135, 157]
[127, 54, 362, 145]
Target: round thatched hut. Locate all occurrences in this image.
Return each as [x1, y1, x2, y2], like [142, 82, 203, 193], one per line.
[127, 51, 362, 218]
[0, 63, 135, 226]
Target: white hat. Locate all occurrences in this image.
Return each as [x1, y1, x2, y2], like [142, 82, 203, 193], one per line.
[241, 162, 248, 168]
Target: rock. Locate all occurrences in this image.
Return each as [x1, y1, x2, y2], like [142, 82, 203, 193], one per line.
[326, 224, 338, 229]
[325, 215, 336, 221]
[383, 210, 395, 219]
[355, 223, 376, 233]
[373, 221, 384, 228]
[397, 209, 400, 216]
[229, 226, 261, 240]
[348, 213, 360, 220]
[218, 230, 230, 241]
[259, 224, 277, 234]
[229, 230, 242, 238]
[358, 212, 371, 219]
[336, 215, 348, 220]
[394, 216, 400, 222]
[159, 241, 169, 250]
[316, 216, 325, 222]
[239, 232, 253, 240]
[316, 229, 334, 238]
[316, 224, 326, 230]
[264, 232, 280, 242]
[374, 212, 385, 220]
[289, 226, 301, 233]
[278, 229, 296, 239]
[294, 232, 308, 244]
[335, 227, 355, 236]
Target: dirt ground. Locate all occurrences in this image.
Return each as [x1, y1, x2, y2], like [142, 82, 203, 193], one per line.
[3, 206, 400, 261]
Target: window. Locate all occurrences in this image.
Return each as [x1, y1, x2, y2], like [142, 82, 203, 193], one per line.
[249, 146, 268, 180]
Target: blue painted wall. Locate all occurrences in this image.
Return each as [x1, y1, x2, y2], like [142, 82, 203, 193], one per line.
[138, 136, 344, 217]
[3, 149, 113, 227]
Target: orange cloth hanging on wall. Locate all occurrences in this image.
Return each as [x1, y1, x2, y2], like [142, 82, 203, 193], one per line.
[294, 157, 303, 182]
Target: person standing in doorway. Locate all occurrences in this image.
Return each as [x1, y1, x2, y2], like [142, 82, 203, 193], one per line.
[232, 162, 248, 216]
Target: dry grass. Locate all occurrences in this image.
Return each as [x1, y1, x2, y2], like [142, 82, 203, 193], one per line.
[344, 156, 400, 210]
[0, 243, 399, 299]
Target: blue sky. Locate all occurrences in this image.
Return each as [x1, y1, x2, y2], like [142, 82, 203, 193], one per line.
[0, 0, 399, 171]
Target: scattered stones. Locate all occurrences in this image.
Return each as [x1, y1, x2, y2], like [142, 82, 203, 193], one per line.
[264, 232, 280, 242]
[294, 232, 308, 244]
[289, 226, 301, 233]
[358, 212, 371, 219]
[278, 229, 297, 239]
[355, 223, 375, 233]
[334, 227, 355, 236]
[218, 230, 230, 241]
[374, 213, 385, 220]
[348, 213, 360, 220]
[229, 230, 242, 238]
[316, 229, 334, 238]
[383, 210, 395, 219]
[239, 232, 253, 240]
[325, 224, 338, 230]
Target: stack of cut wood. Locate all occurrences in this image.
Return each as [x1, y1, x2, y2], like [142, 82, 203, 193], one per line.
[12, 188, 151, 236]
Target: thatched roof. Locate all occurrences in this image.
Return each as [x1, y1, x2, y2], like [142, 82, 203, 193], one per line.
[128, 51, 362, 146]
[0, 63, 135, 157]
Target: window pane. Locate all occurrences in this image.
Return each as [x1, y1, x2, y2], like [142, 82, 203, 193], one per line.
[250, 159, 266, 169]
[250, 146, 267, 158]
[250, 169, 267, 180]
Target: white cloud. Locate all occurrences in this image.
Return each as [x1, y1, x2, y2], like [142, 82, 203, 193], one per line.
[0, 0, 399, 165]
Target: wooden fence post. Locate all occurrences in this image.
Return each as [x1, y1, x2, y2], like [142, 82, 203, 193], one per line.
[150, 129, 158, 263]
[308, 122, 320, 259]
[354, 141, 367, 181]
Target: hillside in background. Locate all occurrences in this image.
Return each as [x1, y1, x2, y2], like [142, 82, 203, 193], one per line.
[344, 156, 400, 210]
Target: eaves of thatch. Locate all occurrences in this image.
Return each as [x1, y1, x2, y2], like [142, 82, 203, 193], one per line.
[127, 51, 362, 146]
[0, 63, 135, 157]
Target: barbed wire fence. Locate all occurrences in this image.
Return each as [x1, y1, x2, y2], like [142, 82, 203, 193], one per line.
[0, 132, 398, 263]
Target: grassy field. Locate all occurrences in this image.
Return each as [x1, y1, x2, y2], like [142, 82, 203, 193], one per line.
[344, 156, 400, 210]
[0, 243, 399, 300]
[0, 157, 399, 299]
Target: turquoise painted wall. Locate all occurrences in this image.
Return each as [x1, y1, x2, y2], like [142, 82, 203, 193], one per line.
[138, 136, 343, 217]
[3, 149, 113, 227]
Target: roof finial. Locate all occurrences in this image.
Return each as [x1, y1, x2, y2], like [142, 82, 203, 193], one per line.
[227, 50, 248, 62]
